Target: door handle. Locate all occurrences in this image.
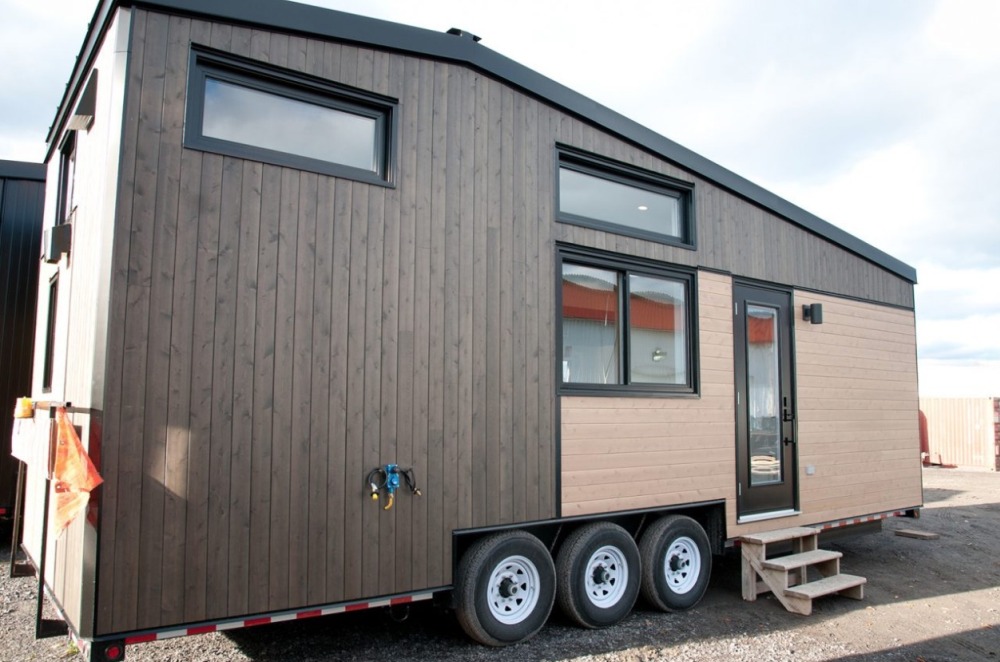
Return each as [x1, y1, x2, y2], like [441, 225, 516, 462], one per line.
[783, 436, 795, 446]
[782, 396, 794, 422]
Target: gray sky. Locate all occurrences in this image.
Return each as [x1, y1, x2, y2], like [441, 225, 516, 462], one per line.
[1, 0, 997, 396]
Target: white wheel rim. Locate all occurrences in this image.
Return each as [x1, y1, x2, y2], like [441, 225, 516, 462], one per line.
[663, 535, 701, 594]
[487, 555, 542, 624]
[583, 545, 629, 608]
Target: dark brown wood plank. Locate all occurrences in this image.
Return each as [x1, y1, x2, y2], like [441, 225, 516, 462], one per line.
[393, 55, 419, 592]
[408, 57, 434, 589]
[304, 38, 331, 608]
[471, 71, 489, 528]
[484, 77, 502, 526]
[456, 68, 475, 531]
[288, 171, 317, 607]
[357, 46, 386, 600]
[156, 14, 194, 627]
[343, 179, 369, 600]
[268, 166, 299, 610]
[499, 84, 515, 524]
[523, 97, 541, 520]
[307, 172, 333, 606]
[325, 177, 352, 601]
[510, 91, 527, 524]
[248, 163, 280, 613]
[441, 62, 461, 579]
[425, 61, 448, 585]
[377, 52, 403, 595]
[114, 9, 165, 631]
[227, 160, 262, 616]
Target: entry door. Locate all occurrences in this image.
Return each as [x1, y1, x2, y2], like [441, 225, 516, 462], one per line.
[734, 283, 797, 518]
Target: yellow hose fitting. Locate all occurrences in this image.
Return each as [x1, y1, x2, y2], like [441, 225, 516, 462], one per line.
[383, 493, 395, 511]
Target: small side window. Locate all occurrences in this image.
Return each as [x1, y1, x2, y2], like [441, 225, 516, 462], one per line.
[42, 276, 59, 392]
[56, 132, 77, 225]
[557, 147, 695, 248]
[185, 48, 398, 185]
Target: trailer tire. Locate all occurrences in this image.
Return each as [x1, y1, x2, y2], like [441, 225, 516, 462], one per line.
[455, 531, 556, 646]
[639, 515, 711, 612]
[555, 522, 640, 629]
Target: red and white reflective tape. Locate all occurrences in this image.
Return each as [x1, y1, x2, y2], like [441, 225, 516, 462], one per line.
[818, 510, 909, 531]
[122, 592, 435, 645]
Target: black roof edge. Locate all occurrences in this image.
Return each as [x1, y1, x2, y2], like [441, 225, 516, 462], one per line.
[48, 0, 916, 284]
[0, 160, 46, 181]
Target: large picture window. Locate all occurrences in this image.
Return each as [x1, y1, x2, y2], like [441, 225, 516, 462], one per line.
[557, 147, 694, 247]
[185, 48, 397, 185]
[559, 247, 697, 395]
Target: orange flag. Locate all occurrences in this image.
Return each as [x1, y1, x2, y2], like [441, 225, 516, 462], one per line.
[53, 407, 103, 533]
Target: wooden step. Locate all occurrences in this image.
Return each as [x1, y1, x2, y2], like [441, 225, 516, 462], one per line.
[741, 527, 819, 545]
[785, 573, 866, 600]
[761, 549, 842, 572]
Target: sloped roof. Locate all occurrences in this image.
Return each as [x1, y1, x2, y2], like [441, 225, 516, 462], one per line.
[50, 0, 917, 283]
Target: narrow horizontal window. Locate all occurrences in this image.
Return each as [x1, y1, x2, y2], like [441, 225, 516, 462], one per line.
[186, 48, 397, 185]
[559, 246, 698, 395]
[557, 147, 694, 247]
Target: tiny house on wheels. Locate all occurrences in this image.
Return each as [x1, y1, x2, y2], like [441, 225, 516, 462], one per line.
[15, 0, 922, 659]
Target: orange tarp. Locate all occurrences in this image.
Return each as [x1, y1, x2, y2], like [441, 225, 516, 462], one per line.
[53, 407, 103, 533]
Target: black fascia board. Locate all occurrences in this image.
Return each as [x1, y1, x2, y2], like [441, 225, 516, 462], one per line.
[0, 160, 46, 181]
[49, 0, 916, 283]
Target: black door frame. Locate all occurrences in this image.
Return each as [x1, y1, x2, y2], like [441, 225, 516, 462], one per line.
[733, 281, 798, 519]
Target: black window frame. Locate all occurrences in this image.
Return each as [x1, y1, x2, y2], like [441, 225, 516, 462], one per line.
[42, 275, 59, 393]
[556, 145, 696, 248]
[185, 47, 398, 186]
[55, 131, 77, 225]
[557, 244, 699, 397]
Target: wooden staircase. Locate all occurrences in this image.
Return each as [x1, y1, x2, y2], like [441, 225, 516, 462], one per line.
[740, 526, 866, 615]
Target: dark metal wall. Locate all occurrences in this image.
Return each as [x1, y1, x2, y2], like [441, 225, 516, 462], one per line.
[0, 162, 45, 514]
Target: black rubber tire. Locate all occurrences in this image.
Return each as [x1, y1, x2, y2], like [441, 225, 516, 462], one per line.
[455, 531, 556, 646]
[555, 522, 641, 629]
[638, 515, 712, 612]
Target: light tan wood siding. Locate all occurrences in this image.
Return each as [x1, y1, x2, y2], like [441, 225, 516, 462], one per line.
[731, 292, 921, 537]
[561, 271, 736, 515]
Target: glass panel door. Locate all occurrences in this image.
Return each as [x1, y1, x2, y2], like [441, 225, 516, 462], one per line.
[734, 284, 796, 518]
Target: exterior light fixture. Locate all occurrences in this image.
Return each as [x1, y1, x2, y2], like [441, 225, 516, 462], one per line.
[802, 303, 823, 324]
[651, 348, 665, 362]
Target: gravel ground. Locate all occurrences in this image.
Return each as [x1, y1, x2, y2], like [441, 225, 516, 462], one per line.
[3, 467, 999, 661]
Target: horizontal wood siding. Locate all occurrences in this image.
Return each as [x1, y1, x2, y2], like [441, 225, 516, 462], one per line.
[561, 271, 736, 515]
[97, 11, 557, 633]
[731, 292, 921, 537]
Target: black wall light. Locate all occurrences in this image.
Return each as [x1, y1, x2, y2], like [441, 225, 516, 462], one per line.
[802, 303, 823, 324]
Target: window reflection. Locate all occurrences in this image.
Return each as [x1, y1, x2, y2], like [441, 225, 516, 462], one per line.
[559, 167, 681, 239]
[562, 264, 620, 384]
[628, 275, 686, 385]
[203, 78, 377, 172]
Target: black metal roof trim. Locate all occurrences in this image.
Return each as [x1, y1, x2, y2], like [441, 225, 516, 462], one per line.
[50, 0, 916, 283]
[0, 160, 46, 181]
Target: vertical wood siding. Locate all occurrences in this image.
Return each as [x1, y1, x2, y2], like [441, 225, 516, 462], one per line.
[97, 12, 557, 632]
[95, 9, 916, 633]
[920, 397, 999, 471]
